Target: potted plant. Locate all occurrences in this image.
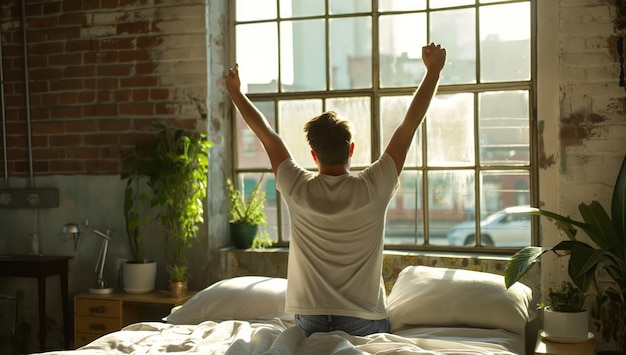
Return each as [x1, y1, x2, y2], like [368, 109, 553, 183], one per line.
[226, 176, 273, 249]
[504, 154, 626, 353]
[146, 123, 212, 296]
[539, 281, 589, 341]
[121, 145, 156, 294]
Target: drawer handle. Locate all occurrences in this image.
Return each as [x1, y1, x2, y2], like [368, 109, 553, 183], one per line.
[89, 306, 106, 314]
[89, 323, 106, 331]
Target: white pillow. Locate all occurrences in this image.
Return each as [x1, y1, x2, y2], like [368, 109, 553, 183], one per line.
[387, 266, 532, 334]
[164, 276, 293, 324]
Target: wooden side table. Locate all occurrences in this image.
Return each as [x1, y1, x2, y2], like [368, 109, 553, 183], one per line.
[74, 290, 195, 348]
[535, 331, 596, 355]
[0, 255, 73, 351]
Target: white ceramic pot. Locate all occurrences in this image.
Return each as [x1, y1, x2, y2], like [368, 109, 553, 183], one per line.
[123, 261, 157, 294]
[543, 308, 588, 340]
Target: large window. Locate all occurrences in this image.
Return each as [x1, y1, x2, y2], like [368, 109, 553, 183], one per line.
[230, 0, 536, 251]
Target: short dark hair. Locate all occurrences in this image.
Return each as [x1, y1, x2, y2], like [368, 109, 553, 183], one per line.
[304, 111, 353, 166]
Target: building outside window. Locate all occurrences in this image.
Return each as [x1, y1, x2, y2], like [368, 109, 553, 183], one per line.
[230, 0, 536, 251]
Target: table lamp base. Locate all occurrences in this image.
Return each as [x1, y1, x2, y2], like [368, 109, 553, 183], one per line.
[89, 287, 114, 294]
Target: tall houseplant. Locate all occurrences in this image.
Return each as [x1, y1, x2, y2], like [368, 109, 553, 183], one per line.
[504, 154, 626, 352]
[146, 123, 211, 294]
[121, 146, 157, 294]
[226, 176, 272, 249]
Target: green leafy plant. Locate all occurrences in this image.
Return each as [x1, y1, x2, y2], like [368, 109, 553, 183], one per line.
[146, 123, 212, 282]
[226, 176, 272, 248]
[504, 154, 625, 351]
[121, 144, 153, 263]
[538, 281, 586, 312]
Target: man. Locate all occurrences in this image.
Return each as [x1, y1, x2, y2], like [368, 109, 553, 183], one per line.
[224, 42, 446, 336]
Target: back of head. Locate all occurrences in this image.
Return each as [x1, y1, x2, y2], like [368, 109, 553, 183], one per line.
[304, 111, 353, 166]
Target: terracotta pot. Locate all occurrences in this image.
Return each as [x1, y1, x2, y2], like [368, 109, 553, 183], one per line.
[169, 281, 187, 298]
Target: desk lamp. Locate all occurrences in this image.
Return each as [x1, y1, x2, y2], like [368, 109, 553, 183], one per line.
[61, 221, 114, 294]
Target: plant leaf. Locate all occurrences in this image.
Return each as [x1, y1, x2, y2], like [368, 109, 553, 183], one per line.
[505, 246, 547, 288]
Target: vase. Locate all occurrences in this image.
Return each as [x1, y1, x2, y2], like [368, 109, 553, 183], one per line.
[230, 223, 258, 249]
[170, 280, 187, 298]
[122, 261, 157, 294]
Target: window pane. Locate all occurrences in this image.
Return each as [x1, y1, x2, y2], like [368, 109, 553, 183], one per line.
[236, 23, 278, 93]
[237, 173, 279, 243]
[379, 0, 426, 12]
[330, 0, 371, 14]
[431, 0, 475, 9]
[379, 13, 427, 88]
[236, 0, 277, 21]
[430, 9, 476, 85]
[385, 170, 423, 245]
[479, 91, 529, 166]
[429, 170, 475, 246]
[326, 97, 372, 165]
[380, 95, 422, 167]
[236, 101, 275, 169]
[480, 3, 531, 82]
[278, 99, 323, 169]
[330, 16, 372, 90]
[427, 93, 475, 167]
[281, 20, 326, 92]
[280, 0, 325, 18]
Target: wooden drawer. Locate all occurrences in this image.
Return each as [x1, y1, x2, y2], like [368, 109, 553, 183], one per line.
[75, 298, 121, 318]
[74, 332, 101, 348]
[75, 315, 121, 335]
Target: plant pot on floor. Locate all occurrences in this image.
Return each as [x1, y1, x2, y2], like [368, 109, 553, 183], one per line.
[542, 308, 589, 342]
[230, 223, 258, 249]
[123, 261, 157, 294]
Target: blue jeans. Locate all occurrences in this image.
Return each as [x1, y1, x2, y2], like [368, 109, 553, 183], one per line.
[295, 314, 390, 337]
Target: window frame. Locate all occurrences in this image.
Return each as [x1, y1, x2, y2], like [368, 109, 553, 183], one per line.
[228, 0, 539, 253]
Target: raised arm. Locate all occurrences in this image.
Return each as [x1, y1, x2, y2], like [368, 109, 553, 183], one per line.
[384, 43, 446, 175]
[224, 64, 291, 174]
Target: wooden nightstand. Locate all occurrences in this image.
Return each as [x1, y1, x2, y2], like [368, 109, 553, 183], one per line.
[74, 290, 195, 348]
[534, 331, 596, 355]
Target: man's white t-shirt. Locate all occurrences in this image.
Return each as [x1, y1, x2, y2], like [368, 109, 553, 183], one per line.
[276, 153, 399, 320]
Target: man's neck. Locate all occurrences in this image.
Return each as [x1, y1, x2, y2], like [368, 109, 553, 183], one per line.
[319, 164, 350, 176]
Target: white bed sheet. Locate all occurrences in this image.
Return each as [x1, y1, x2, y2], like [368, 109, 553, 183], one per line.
[35, 319, 523, 355]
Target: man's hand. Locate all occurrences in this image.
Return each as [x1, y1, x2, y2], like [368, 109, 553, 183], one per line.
[224, 64, 241, 93]
[422, 43, 446, 73]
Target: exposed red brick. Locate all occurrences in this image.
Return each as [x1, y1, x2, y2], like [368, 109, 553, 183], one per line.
[33, 148, 66, 160]
[49, 53, 82, 66]
[98, 119, 132, 132]
[67, 147, 101, 159]
[150, 89, 169, 100]
[136, 62, 157, 75]
[65, 39, 98, 52]
[50, 78, 83, 91]
[137, 36, 162, 49]
[132, 89, 149, 101]
[62, 1, 83, 13]
[97, 64, 133, 77]
[84, 133, 122, 145]
[32, 122, 64, 134]
[48, 27, 81, 40]
[118, 50, 151, 62]
[65, 120, 97, 133]
[48, 160, 85, 173]
[50, 106, 82, 119]
[58, 13, 87, 26]
[101, 38, 135, 50]
[119, 103, 154, 116]
[64, 65, 96, 78]
[49, 134, 83, 147]
[121, 76, 158, 88]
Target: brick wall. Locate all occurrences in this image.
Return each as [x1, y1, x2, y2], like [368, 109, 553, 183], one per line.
[0, 0, 209, 177]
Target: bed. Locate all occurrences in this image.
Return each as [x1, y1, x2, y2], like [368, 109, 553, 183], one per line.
[35, 266, 535, 355]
